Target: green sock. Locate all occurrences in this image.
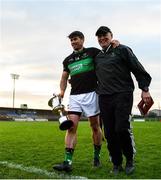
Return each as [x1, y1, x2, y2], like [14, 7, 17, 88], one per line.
[94, 144, 101, 160]
[65, 148, 74, 165]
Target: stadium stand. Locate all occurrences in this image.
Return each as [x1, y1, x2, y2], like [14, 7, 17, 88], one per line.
[0, 107, 58, 121]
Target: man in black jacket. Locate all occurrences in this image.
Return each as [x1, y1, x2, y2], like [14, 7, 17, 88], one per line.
[94, 26, 152, 175]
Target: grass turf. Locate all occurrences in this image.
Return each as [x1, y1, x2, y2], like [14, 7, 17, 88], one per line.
[0, 121, 161, 179]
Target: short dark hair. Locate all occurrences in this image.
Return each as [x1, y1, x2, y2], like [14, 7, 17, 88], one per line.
[95, 26, 113, 37]
[68, 31, 84, 39]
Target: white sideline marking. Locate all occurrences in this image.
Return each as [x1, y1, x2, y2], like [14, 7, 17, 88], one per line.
[0, 161, 87, 179]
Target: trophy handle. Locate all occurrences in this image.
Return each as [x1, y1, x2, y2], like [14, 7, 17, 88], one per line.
[58, 96, 62, 105]
[48, 97, 54, 108]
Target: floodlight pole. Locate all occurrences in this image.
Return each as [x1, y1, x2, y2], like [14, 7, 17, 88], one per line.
[11, 73, 20, 108]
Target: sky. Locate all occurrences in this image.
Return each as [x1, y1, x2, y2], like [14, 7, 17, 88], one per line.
[0, 0, 161, 114]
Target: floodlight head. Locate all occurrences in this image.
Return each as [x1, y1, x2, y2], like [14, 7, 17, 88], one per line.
[11, 73, 20, 79]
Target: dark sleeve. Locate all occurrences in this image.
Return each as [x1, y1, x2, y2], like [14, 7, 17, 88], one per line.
[88, 47, 100, 57]
[92, 47, 100, 66]
[63, 59, 70, 73]
[93, 47, 101, 57]
[120, 45, 152, 89]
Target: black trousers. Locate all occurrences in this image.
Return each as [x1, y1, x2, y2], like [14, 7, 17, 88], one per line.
[99, 92, 135, 166]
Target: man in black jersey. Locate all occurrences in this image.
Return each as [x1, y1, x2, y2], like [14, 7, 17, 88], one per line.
[94, 26, 152, 175]
[53, 31, 102, 172]
[53, 31, 118, 172]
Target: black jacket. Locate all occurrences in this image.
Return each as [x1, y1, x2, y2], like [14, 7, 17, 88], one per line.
[94, 44, 151, 95]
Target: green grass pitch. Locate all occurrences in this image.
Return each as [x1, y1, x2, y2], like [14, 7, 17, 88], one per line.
[0, 121, 161, 179]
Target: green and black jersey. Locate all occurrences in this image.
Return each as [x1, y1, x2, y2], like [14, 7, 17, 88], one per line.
[63, 47, 100, 95]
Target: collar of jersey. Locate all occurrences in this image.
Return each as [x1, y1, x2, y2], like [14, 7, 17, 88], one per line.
[73, 47, 85, 54]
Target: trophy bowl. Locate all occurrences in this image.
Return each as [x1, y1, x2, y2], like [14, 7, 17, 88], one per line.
[48, 94, 73, 130]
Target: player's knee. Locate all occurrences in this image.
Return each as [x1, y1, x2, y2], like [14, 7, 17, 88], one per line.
[91, 123, 100, 133]
[68, 124, 77, 134]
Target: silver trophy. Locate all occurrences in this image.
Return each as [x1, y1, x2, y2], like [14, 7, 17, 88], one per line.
[48, 94, 73, 130]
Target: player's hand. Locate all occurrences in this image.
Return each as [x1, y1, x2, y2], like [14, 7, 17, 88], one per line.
[111, 40, 120, 48]
[141, 91, 152, 105]
[58, 91, 64, 99]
